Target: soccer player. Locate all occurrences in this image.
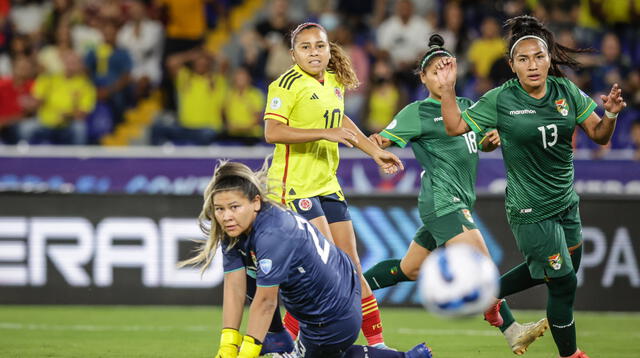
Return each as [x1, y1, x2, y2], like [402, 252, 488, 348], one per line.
[181, 161, 433, 358]
[263, 22, 403, 348]
[363, 34, 547, 356]
[436, 15, 626, 358]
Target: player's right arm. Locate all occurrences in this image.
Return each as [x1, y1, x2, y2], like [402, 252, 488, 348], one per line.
[215, 269, 246, 358]
[264, 119, 358, 147]
[263, 79, 359, 147]
[434, 57, 471, 136]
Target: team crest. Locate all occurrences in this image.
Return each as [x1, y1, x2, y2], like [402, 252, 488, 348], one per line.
[334, 87, 343, 100]
[259, 259, 273, 274]
[461, 209, 474, 223]
[555, 98, 569, 116]
[548, 253, 562, 270]
[298, 198, 313, 211]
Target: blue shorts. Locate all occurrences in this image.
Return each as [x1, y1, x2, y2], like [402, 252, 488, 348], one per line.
[294, 287, 362, 358]
[288, 191, 351, 224]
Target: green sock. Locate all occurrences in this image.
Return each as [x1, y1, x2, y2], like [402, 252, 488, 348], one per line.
[499, 263, 545, 298]
[499, 300, 516, 332]
[547, 272, 578, 357]
[571, 245, 582, 271]
[364, 259, 410, 290]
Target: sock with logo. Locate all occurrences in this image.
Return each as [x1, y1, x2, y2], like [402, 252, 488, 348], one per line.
[361, 295, 385, 346]
[547, 272, 578, 357]
[364, 259, 411, 290]
[282, 311, 299, 340]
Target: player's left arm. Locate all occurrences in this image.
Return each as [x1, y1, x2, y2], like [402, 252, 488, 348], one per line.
[580, 83, 626, 145]
[237, 285, 279, 358]
[343, 115, 404, 174]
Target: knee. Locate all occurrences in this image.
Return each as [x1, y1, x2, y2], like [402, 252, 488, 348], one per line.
[547, 271, 577, 298]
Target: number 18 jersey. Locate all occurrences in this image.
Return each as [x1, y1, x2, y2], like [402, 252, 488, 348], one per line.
[264, 65, 345, 202]
[381, 97, 481, 218]
[462, 76, 597, 224]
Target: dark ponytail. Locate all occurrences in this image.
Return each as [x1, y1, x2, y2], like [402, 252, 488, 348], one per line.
[505, 15, 588, 77]
[416, 34, 452, 74]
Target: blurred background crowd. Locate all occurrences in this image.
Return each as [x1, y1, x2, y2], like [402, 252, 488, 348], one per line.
[0, 0, 638, 158]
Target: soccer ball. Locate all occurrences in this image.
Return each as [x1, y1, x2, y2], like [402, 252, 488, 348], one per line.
[418, 243, 499, 317]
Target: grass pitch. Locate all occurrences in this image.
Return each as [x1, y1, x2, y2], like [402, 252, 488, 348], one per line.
[1, 305, 638, 357]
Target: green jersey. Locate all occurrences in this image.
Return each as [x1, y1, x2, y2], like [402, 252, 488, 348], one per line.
[461, 76, 597, 224]
[381, 97, 482, 218]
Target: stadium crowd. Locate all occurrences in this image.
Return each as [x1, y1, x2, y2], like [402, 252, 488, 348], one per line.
[0, 0, 638, 158]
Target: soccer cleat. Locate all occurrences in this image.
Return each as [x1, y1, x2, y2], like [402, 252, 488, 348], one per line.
[504, 318, 549, 355]
[261, 330, 295, 354]
[560, 349, 590, 358]
[372, 342, 397, 351]
[404, 343, 433, 358]
[484, 299, 504, 327]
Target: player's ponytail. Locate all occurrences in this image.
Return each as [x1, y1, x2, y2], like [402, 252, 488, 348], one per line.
[178, 160, 273, 273]
[328, 41, 359, 90]
[505, 15, 589, 77]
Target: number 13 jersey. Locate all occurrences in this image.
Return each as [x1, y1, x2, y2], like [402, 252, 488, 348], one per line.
[461, 76, 597, 224]
[264, 65, 345, 202]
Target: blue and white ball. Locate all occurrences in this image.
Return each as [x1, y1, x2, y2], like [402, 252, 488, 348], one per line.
[418, 243, 499, 317]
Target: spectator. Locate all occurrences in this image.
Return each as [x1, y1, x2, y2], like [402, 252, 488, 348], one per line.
[332, 24, 369, 125]
[223, 66, 264, 145]
[376, 0, 432, 71]
[632, 120, 640, 160]
[37, 21, 75, 75]
[85, 19, 133, 126]
[364, 59, 403, 134]
[70, 4, 104, 56]
[255, 0, 295, 81]
[41, 0, 74, 44]
[467, 17, 506, 79]
[0, 55, 36, 144]
[117, 0, 163, 99]
[23, 52, 96, 145]
[591, 32, 633, 95]
[0, 33, 35, 77]
[155, 0, 208, 110]
[152, 48, 227, 145]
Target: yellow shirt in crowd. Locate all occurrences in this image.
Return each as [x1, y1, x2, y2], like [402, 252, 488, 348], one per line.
[32, 74, 96, 128]
[225, 87, 265, 137]
[468, 38, 507, 78]
[176, 67, 227, 131]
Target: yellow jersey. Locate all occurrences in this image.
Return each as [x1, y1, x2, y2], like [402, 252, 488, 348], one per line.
[176, 68, 227, 131]
[32, 73, 96, 128]
[264, 64, 345, 202]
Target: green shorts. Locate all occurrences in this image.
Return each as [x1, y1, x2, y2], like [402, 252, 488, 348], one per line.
[413, 208, 478, 251]
[510, 202, 582, 279]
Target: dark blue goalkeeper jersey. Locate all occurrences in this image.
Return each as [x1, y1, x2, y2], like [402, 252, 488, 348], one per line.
[222, 203, 360, 326]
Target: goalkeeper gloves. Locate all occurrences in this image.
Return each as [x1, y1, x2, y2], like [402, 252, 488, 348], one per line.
[238, 335, 263, 358]
[215, 328, 242, 358]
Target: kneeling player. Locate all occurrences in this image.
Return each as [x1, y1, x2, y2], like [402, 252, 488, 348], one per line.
[181, 161, 432, 358]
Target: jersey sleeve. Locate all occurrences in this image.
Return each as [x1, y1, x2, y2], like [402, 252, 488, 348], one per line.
[461, 88, 500, 134]
[254, 229, 296, 287]
[263, 82, 295, 124]
[221, 241, 245, 274]
[380, 103, 420, 148]
[564, 78, 597, 124]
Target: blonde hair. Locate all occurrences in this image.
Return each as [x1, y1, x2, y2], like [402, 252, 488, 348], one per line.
[178, 160, 272, 272]
[290, 22, 359, 90]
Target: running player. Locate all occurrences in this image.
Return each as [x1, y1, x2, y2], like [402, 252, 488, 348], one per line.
[263, 22, 402, 348]
[363, 34, 547, 356]
[436, 15, 626, 358]
[181, 161, 432, 358]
